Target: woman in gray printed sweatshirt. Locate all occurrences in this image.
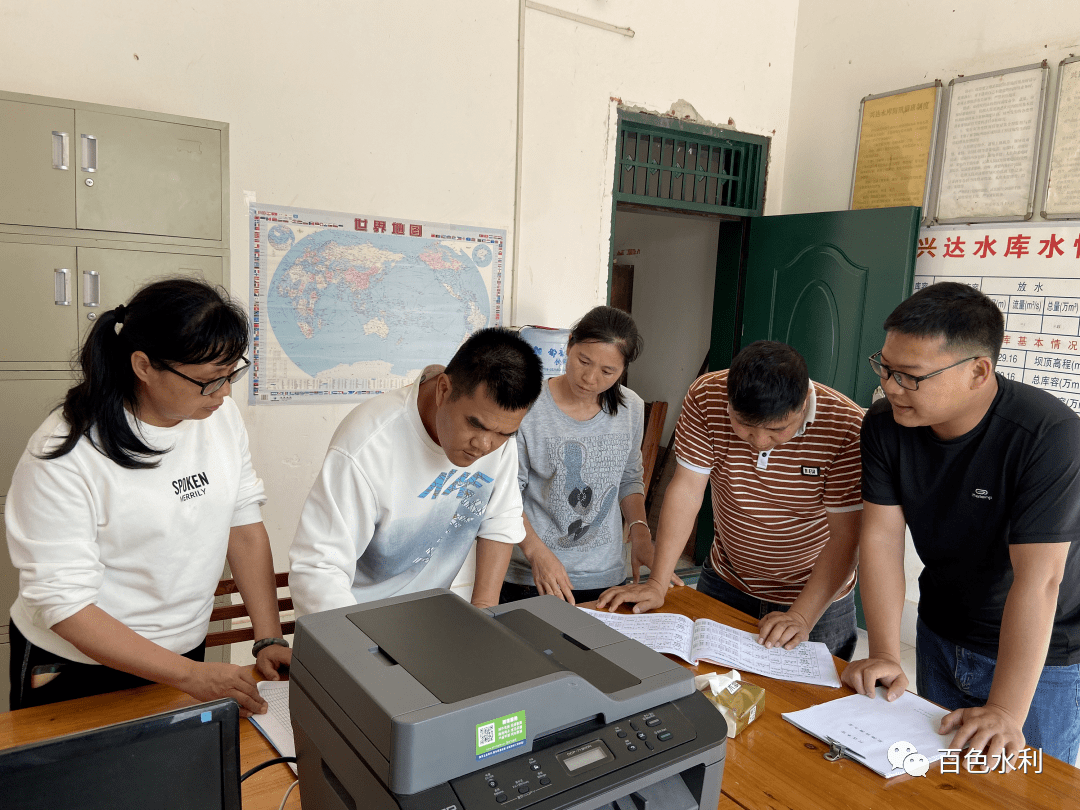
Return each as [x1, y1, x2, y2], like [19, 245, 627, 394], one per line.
[501, 306, 679, 605]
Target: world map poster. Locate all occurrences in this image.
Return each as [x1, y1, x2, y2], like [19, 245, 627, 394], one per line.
[249, 203, 504, 403]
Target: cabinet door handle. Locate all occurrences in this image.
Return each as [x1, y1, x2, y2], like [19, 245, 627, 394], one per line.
[82, 270, 100, 307]
[52, 131, 70, 170]
[81, 134, 97, 172]
[54, 268, 72, 306]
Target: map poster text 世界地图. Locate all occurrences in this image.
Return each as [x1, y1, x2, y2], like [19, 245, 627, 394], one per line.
[250, 203, 504, 403]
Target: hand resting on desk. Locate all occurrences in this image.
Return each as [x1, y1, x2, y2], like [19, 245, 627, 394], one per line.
[595, 578, 669, 613]
[841, 655, 909, 701]
[256, 644, 292, 682]
[757, 609, 812, 650]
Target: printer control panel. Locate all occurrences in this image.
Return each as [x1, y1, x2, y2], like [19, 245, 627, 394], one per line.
[450, 702, 697, 808]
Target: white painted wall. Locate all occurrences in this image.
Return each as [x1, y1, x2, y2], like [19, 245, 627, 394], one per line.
[612, 211, 718, 444]
[0, 2, 799, 590]
[784, 0, 1080, 217]
[784, 0, 1080, 641]
[514, 0, 799, 328]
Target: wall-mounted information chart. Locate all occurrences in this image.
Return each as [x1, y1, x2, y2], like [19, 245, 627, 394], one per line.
[850, 83, 941, 214]
[915, 224, 1080, 415]
[1044, 55, 1080, 219]
[935, 63, 1048, 223]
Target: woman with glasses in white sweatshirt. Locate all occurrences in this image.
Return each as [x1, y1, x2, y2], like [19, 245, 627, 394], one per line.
[6, 278, 288, 714]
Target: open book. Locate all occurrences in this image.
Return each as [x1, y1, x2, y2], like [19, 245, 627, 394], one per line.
[579, 608, 840, 688]
[782, 688, 952, 778]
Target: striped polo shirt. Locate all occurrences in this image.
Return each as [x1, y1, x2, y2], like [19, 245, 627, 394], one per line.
[674, 370, 864, 604]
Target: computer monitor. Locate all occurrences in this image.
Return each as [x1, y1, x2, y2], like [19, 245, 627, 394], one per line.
[0, 698, 241, 810]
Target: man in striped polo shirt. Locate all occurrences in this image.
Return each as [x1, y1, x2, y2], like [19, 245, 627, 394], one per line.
[597, 341, 864, 660]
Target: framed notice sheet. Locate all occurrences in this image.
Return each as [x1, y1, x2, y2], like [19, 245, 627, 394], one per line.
[934, 62, 1049, 224]
[850, 83, 941, 216]
[1044, 56, 1080, 219]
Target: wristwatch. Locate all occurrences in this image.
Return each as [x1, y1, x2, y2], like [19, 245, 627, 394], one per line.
[251, 637, 290, 657]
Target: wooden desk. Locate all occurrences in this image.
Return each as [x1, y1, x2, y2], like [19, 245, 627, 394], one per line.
[2, 591, 1078, 810]
[0, 683, 300, 809]
[649, 587, 1080, 810]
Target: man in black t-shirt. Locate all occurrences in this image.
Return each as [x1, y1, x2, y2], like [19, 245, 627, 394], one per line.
[843, 282, 1080, 767]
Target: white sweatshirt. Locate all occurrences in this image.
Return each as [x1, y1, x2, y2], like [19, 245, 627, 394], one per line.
[289, 366, 525, 617]
[6, 398, 266, 664]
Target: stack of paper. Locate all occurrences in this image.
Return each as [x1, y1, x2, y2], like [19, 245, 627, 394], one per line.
[782, 688, 953, 778]
[248, 680, 298, 775]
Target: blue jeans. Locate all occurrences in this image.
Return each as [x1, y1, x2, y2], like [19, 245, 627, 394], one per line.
[696, 562, 858, 661]
[916, 618, 1080, 765]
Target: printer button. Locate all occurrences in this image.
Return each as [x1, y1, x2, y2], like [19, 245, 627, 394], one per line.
[644, 740, 654, 751]
[627, 744, 637, 751]
[518, 784, 531, 794]
[636, 732, 647, 740]
[616, 730, 628, 738]
[488, 780, 498, 788]
[646, 717, 661, 727]
[530, 763, 541, 771]
[496, 794, 508, 803]
[629, 721, 640, 731]
[539, 777, 551, 786]
[656, 731, 673, 741]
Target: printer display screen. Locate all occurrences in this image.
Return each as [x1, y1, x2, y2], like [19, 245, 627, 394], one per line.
[564, 747, 607, 772]
[558, 740, 613, 774]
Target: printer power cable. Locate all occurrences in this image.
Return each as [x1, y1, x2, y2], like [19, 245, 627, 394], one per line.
[240, 755, 298, 783]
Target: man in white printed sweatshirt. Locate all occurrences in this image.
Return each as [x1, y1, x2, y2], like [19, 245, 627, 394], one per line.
[290, 328, 544, 615]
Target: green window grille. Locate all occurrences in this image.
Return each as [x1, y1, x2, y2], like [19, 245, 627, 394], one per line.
[615, 112, 769, 217]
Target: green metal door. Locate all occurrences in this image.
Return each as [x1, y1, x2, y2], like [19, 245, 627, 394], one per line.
[694, 207, 920, 570]
[739, 207, 920, 406]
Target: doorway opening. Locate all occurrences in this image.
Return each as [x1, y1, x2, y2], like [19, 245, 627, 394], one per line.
[607, 111, 770, 573]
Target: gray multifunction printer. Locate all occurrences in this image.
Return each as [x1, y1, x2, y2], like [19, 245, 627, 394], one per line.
[290, 589, 727, 810]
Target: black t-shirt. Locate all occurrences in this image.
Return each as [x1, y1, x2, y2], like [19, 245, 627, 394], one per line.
[862, 375, 1080, 665]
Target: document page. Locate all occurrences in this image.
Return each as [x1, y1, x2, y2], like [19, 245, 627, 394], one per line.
[690, 619, 841, 688]
[783, 688, 952, 778]
[577, 609, 695, 661]
[249, 680, 298, 775]
[579, 609, 840, 687]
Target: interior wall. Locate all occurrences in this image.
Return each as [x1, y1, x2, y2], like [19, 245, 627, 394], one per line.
[0, 1, 799, 587]
[784, 0, 1080, 218]
[514, 0, 798, 328]
[612, 210, 719, 445]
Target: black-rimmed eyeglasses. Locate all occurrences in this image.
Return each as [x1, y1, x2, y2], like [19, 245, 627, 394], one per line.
[868, 351, 978, 391]
[161, 357, 251, 396]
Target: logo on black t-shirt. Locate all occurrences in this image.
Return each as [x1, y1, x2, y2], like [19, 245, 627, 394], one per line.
[173, 471, 210, 502]
[801, 466, 821, 477]
[972, 488, 993, 501]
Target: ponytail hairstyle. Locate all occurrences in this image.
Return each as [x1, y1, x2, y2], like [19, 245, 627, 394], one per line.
[567, 306, 643, 415]
[42, 278, 250, 469]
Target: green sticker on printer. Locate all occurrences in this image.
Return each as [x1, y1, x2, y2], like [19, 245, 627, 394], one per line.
[476, 711, 526, 760]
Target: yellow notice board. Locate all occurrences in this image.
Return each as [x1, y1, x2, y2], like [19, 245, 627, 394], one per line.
[851, 84, 940, 211]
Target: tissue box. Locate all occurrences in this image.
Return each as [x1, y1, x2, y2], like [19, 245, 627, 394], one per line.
[695, 670, 765, 738]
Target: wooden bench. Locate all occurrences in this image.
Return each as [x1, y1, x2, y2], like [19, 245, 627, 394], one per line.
[206, 571, 294, 648]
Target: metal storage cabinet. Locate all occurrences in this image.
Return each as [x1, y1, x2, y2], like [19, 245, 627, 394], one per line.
[0, 99, 77, 229]
[0, 95, 224, 240]
[0, 90, 231, 708]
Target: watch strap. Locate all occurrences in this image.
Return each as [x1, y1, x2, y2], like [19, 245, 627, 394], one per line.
[251, 636, 290, 657]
